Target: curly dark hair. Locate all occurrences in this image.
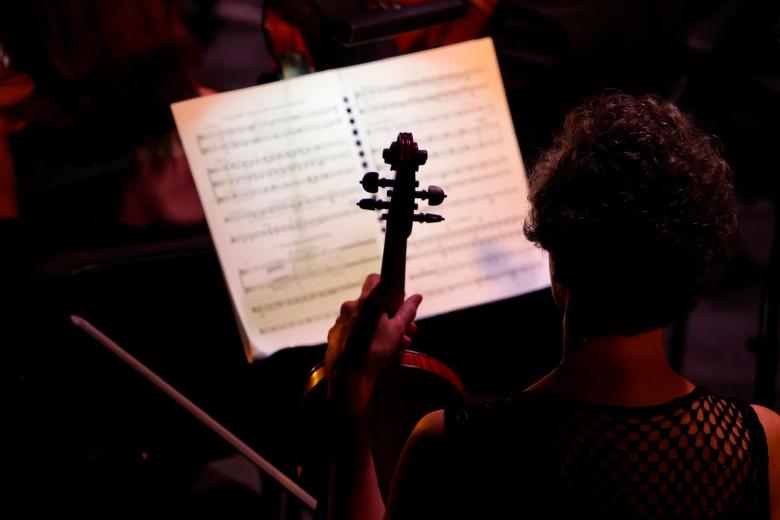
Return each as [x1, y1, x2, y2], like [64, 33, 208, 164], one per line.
[524, 92, 737, 336]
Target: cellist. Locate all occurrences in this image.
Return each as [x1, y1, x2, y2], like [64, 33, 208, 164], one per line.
[324, 92, 780, 520]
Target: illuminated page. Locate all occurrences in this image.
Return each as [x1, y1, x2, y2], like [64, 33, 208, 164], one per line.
[172, 73, 382, 359]
[340, 38, 550, 319]
[172, 38, 549, 360]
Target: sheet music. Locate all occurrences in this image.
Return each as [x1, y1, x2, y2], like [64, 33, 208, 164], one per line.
[341, 38, 550, 319]
[173, 38, 549, 359]
[173, 73, 382, 358]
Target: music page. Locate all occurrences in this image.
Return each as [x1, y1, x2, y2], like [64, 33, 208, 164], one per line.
[172, 38, 549, 359]
[173, 73, 382, 359]
[341, 38, 550, 320]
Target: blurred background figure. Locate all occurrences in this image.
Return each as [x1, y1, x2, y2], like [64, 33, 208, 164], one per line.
[0, 0, 207, 259]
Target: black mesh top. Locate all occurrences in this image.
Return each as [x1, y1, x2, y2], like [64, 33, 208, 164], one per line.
[442, 387, 770, 519]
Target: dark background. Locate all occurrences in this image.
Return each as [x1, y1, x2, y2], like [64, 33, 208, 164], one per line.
[5, 0, 780, 517]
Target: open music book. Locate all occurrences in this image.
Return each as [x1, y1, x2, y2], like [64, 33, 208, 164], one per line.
[172, 38, 549, 360]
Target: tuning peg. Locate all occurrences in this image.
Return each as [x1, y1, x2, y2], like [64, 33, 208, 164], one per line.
[360, 171, 394, 193]
[415, 185, 446, 206]
[416, 149, 428, 166]
[413, 213, 445, 223]
[357, 198, 391, 211]
[382, 142, 398, 166]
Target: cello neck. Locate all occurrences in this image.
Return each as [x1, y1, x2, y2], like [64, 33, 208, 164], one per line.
[360, 132, 436, 317]
[378, 226, 406, 317]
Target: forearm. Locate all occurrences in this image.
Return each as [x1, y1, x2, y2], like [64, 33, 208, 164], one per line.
[328, 414, 385, 520]
[324, 278, 421, 519]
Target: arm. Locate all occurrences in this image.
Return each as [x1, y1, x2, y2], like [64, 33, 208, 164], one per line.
[326, 274, 422, 520]
[384, 410, 450, 520]
[752, 404, 780, 520]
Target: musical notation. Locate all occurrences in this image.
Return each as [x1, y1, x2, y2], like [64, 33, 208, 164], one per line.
[229, 208, 354, 244]
[235, 238, 379, 287]
[354, 69, 478, 97]
[197, 105, 337, 140]
[364, 104, 492, 136]
[196, 106, 341, 155]
[409, 251, 518, 282]
[252, 280, 364, 316]
[210, 151, 346, 187]
[336, 41, 549, 318]
[356, 82, 489, 114]
[242, 255, 380, 295]
[420, 264, 545, 298]
[439, 167, 511, 189]
[257, 310, 344, 335]
[433, 156, 507, 177]
[216, 166, 354, 204]
[406, 217, 529, 260]
[224, 187, 355, 223]
[171, 38, 549, 358]
[238, 236, 381, 337]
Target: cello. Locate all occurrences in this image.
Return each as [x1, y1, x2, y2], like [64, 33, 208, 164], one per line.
[298, 132, 466, 502]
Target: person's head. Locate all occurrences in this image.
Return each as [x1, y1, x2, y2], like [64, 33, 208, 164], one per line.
[524, 91, 737, 337]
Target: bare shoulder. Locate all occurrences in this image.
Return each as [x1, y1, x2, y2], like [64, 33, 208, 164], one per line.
[750, 403, 780, 455]
[750, 404, 780, 520]
[409, 409, 447, 441]
[752, 404, 780, 434]
[394, 409, 448, 472]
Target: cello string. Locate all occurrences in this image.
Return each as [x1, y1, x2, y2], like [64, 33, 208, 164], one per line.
[70, 315, 318, 511]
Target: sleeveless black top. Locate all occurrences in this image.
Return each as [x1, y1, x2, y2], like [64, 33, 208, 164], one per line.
[443, 388, 770, 519]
